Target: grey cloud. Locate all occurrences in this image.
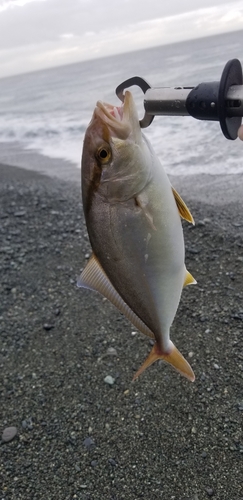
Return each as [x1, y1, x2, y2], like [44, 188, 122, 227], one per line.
[0, 0, 237, 49]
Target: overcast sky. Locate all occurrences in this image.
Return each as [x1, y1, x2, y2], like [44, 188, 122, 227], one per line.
[0, 0, 242, 77]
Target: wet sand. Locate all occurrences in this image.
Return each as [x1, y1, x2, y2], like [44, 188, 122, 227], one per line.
[0, 163, 243, 500]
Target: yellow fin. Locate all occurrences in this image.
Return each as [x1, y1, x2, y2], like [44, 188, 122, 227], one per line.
[133, 342, 195, 382]
[172, 186, 195, 225]
[184, 269, 197, 287]
[78, 253, 155, 339]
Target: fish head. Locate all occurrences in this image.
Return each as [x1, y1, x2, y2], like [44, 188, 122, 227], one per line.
[81, 91, 152, 213]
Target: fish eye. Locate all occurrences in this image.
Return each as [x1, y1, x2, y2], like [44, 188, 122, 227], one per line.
[96, 145, 111, 164]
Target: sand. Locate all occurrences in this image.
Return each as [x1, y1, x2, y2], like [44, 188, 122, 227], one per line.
[0, 162, 243, 500]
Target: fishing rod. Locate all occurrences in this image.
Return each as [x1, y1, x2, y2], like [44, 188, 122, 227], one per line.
[116, 58, 243, 140]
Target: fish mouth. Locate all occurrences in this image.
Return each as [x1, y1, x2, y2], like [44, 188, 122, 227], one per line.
[94, 91, 140, 141]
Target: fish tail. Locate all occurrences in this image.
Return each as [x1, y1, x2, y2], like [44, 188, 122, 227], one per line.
[133, 342, 195, 382]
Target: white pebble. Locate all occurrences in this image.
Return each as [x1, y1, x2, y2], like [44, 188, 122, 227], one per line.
[104, 375, 115, 385]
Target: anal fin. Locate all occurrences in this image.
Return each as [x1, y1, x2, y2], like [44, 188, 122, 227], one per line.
[172, 186, 194, 225]
[78, 253, 155, 339]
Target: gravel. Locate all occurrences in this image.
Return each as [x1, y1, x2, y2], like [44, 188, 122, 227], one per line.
[0, 163, 243, 499]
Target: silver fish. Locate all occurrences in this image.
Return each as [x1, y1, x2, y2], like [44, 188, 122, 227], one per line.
[79, 91, 196, 382]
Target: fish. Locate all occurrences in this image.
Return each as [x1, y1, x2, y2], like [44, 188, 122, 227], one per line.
[238, 124, 243, 140]
[79, 90, 196, 382]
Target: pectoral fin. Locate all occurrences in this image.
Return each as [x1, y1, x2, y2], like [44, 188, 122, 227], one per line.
[133, 342, 195, 382]
[135, 194, 156, 231]
[184, 269, 197, 287]
[78, 253, 155, 339]
[172, 186, 194, 225]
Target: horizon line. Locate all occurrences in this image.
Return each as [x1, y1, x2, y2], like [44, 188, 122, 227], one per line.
[0, 27, 242, 81]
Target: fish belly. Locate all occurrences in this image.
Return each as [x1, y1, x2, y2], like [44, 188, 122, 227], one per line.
[87, 171, 185, 349]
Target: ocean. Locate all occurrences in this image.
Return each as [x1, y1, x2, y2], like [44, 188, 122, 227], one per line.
[0, 30, 243, 179]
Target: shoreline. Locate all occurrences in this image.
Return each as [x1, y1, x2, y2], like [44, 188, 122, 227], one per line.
[0, 141, 81, 184]
[1, 162, 243, 499]
[1, 140, 243, 204]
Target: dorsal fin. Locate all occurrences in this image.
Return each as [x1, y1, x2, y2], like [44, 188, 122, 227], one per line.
[78, 253, 155, 339]
[172, 186, 194, 224]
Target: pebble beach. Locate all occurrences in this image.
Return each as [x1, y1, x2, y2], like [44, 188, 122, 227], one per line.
[1, 162, 243, 500]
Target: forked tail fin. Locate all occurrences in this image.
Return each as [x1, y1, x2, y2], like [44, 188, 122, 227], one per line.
[133, 342, 195, 382]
